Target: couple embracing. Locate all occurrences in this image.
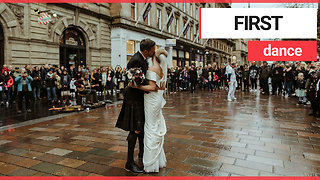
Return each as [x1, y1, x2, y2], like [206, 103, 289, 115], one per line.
[116, 39, 168, 173]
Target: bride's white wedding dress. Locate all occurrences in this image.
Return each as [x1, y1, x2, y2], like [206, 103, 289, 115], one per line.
[143, 70, 167, 173]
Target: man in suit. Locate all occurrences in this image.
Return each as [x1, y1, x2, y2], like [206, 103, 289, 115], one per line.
[116, 39, 156, 173]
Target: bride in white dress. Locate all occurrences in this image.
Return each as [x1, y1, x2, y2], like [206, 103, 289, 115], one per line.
[143, 49, 168, 173]
[129, 49, 168, 173]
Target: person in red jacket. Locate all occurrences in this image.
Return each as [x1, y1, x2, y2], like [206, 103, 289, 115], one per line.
[1, 65, 8, 74]
[3, 70, 13, 107]
[213, 71, 219, 90]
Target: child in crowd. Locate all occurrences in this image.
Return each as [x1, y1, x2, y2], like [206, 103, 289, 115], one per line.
[296, 73, 307, 105]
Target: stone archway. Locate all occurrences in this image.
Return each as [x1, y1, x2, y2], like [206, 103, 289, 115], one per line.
[50, 17, 97, 47]
[0, 4, 22, 38]
[59, 27, 86, 69]
[49, 16, 98, 67]
[0, 4, 24, 68]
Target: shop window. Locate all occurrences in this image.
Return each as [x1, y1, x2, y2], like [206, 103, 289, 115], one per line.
[172, 49, 177, 57]
[127, 40, 135, 64]
[179, 50, 185, 58]
[172, 60, 177, 67]
[186, 52, 190, 59]
[185, 61, 189, 67]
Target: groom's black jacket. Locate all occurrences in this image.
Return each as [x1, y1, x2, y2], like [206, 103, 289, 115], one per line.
[127, 52, 148, 76]
[116, 52, 148, 131]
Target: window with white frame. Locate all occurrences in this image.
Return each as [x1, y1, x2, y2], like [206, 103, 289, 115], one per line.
[196, 8, 199, 20]
[175, 18, 179, 36]
[190, 4, 193, 16]
[157, 8, 162, 29]
[190, 26, 193, 41]
[131, 3, 136, 20]
[144, 3, 150, 26]
[167, 13, 171, 33]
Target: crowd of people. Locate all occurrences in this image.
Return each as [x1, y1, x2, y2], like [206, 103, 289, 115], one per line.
[0, 64, 127, 113]
[166, 61, 320, 117]
[1, 61, 320, 116]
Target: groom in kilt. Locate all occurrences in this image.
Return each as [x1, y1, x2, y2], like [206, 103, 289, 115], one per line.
[116, 39, 156, 173]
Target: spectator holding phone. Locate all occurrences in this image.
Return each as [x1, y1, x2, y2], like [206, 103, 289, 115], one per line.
[15, 69, 33, 113]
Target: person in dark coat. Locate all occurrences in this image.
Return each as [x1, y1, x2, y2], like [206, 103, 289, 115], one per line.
[116, 39, 156, 173]
[243, 64, 250, 91]
[106, 66, 115, 95]
[31, 66, 42, 100]
[249, 62, 259, 91]
[271, 63, 284, 95]
[260, 62, 270, 94]
[61, 70, 71, 104]
[189, 64, 197, 93]
[306, 68, 319, 116]
[284, 64, 294, 97]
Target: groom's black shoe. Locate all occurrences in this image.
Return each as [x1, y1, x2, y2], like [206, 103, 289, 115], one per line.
[125, 162, 144, 173]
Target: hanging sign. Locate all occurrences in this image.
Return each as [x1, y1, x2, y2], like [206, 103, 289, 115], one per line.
[38, 12, 52, 25]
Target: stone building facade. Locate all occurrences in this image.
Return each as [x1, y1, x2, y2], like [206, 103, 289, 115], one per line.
[0, 3, 111, 69]
[110, 3, 234, 69]
[0, 3, 235, 69]
[232, 39, 248, 65]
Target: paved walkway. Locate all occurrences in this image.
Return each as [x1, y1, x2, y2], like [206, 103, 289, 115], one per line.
[0, 90, 320, 176]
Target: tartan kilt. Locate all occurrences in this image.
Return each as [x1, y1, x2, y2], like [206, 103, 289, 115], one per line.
[116, 87, 145, 131]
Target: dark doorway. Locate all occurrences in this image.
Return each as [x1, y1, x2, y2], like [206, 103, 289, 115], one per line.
[0, 23, 4, 69]
[60, 27, 86, 69]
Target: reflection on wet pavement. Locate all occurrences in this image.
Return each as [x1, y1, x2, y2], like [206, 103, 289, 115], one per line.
[0, 90, 320, 176]
[0, 95, 118, 127]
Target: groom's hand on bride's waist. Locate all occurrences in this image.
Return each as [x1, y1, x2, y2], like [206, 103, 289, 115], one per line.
[159, 82, 166, 90]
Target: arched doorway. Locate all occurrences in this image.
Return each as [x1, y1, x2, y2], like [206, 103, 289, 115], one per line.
[59, 27, 86, 69]
[0, 23, 4, 69]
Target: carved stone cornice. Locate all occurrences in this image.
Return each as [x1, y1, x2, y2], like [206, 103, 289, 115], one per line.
[7, 4, 24, 33]
[156, 3, 164, 7]
[174, 11, 180, 17]
[183, 15, 188, 22]
[165, 6, 172, 13]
